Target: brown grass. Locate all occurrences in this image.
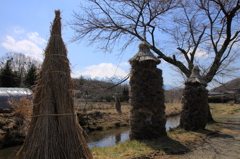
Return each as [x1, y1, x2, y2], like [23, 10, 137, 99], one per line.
[7, 97, 32, 118]
[75, 102, 182, 117]
[210, 103, 240, 115]
[91, 127, 217, 159]
[165, 103, 182, 117]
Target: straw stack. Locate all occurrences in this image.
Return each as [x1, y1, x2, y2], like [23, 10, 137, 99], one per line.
[129, 41, 166, 140]
[15, 10, 93, 159]
[115, 94, 122, 114]
[180, 66, 208, 130]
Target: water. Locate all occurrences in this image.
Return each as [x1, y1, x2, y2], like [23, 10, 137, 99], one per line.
[165, 115, 181, 130]
[0, 115, 180, 158]
[86, 126, 130, 148]
[87, 115, 180, 148]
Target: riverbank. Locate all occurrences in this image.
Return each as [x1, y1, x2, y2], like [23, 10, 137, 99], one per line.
[0, 103, 240, 158]
[0, 115, 181, 159]
[90, 103, 240, 159]
[0, 102, 182, 148]
[78, 102, 181, 132]
[89, 115, 240, 159]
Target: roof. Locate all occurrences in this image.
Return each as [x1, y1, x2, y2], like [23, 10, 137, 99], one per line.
[0, 88, 33, 109]
[208, 91, 224, 95]
[224, 91, 236, 94]
[0, 87, 32, 93]
[129, 41, 160, 64]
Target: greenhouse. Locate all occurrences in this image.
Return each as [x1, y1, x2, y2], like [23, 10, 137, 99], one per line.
[0, 88, 33, 109]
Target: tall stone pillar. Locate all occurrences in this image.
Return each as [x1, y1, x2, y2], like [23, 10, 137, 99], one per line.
[129, 41, 166, 140]
[180, 66, 208, 130]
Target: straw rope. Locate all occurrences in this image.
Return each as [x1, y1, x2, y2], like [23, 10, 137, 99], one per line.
[32, 113, 75, 117]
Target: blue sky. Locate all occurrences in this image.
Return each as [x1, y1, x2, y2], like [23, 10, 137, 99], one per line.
[0, 0, 213, 88]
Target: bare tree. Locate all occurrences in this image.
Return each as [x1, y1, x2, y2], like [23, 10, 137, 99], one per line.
[70, 0, 239, 80]
[0, 52, 41, 87]
[163, 0, 240, 121]
[70, 0, 179, 52]
[0, 52, 41, 70]
[70, 0, 240, 122]
[164, 0, 240, 82]
[165, 88, 183, 103]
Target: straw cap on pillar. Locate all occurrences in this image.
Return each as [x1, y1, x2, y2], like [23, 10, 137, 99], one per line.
[186, 66, 206, 84]
[129, 41, 160, 65]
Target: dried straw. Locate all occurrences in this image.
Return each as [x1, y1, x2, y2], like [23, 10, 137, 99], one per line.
[129, 42, 166, 140]
[115, 95, 122, 114]
[180, 66, 208, 131]
[15, 10, 93, 159]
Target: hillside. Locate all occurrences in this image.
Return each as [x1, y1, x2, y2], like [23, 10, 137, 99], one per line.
[212, 78, 240, 92]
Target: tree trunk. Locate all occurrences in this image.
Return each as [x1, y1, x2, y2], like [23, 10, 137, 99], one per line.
[207, 104, 215, 122]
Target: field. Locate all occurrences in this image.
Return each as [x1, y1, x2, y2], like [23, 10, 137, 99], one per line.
[1, 102, 240, 158]
[0, 101, 182, 148]
[74, 101, 182, 116]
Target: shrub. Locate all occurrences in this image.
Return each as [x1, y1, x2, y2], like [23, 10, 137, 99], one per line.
[7, 97, 32, 118]
[208, 95, 235, 103]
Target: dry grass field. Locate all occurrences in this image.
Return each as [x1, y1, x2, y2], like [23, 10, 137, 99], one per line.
[1, 101, 240, 158]
[75, 101, 182, 117]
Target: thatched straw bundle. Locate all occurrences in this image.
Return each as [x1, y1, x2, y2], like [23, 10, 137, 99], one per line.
[129, 41, 166, 140]
[15, 10, 92, 159]
[114, 94, 122, 114]
[180, 66, 208, 131]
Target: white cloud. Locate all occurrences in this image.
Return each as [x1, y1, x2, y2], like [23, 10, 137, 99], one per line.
[195, 48, 211, 58]
[119, 62, 131, 73]
[186, 48, 212, 59]
[1, 30, 47, 59]
[27, 32, 47, 45]
[72, 63, 128, 79]
[120, 62, 130, 66]
[14, 27, 24, 34]
[1, 35, 44, 59]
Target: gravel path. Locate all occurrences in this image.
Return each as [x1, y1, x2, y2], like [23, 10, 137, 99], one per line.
[179, 116, 240, 159]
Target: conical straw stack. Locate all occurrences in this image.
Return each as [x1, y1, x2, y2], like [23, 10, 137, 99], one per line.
[15, 10, 93, 159]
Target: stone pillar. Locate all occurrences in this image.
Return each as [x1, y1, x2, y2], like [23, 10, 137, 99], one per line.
[129, 41, 166, 140]
[180, 66, 208, 130]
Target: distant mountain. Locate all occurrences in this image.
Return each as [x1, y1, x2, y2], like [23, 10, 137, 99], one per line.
[89, 78, 178, 90]
[77, 75, 179, 90]
[79, 63, 128, 80]
[211, 78, 240, 92]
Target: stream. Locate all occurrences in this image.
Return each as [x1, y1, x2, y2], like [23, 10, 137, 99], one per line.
[87, 115, 180, 148]
[0, 115, 180, 158]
